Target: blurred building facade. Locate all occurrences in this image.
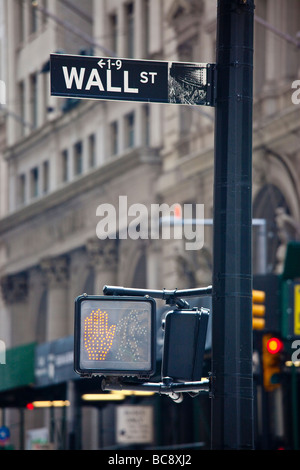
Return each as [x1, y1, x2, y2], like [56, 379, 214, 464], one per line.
[0, 0, 299, 450]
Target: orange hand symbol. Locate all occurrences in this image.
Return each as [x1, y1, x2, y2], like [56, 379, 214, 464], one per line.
[84, 309, 116, 361]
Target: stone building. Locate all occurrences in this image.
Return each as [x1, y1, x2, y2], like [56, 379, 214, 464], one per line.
[0, 0, 299, 450]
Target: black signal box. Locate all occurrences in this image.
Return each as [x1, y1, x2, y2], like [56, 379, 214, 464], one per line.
[162, 307, 209, 382]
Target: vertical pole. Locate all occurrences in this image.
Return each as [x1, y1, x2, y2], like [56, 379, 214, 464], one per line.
[67, 381, 82, 449]
[19, 408, 25, 450]
[211, 0, 255, 449]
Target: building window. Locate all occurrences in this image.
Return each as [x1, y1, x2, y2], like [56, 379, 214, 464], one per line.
[62, 150, 69, 182]
[142, 0, 150, 56]
[143, 104, 150, 146]
[110, 13, 118, 55]
[253, 184, 291, 274]
[126, 3, 134, 57]
[16, 0, 25, 44]
[29, 1, 38, 35]
[30, 73, 38, 128]
[74, 141, 83, 175]
[18, 174, 26, 205]
[42, 161, 49, 193]
[41, 0, 48, 25]
[110, 121, 118, 156]
[88, 134, 96, 168]
[18, 81, 25, 137]
[30, 167, 39, 198]
[125, 112, 135, 148]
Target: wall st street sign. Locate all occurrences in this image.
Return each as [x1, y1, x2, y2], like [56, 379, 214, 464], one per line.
[50, 54, 215, 107]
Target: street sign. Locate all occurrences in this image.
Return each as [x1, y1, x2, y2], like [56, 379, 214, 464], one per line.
[0, 426, 10, 444]
[116, 405, 154, 444]
[50, 53, 215, 106]
[294, 284, 300, 335]
[281, 280, 300, 339]
[35, 335, 78, 387]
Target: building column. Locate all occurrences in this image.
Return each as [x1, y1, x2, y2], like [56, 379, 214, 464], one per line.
[40, 256, 69, 342]
[86, 238, 118, 294]
[146, 239, 161, 289]
[264, 0, 283, 87]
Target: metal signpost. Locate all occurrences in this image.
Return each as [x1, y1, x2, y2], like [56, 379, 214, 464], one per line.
[50, 0, 255, 450]
[211, 0, 255, 449]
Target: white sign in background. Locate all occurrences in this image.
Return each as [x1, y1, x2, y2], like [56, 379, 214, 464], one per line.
[116, 405, 154, 444]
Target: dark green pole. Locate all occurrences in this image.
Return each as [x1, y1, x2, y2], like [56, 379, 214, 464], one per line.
[211, 0, 255, 449]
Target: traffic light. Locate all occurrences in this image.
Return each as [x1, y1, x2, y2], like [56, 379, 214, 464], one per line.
[162, 307, 209, 382]
[262, 333, 283, 391]
[252, 289, 265, 330]
[74, 295, 156, 378]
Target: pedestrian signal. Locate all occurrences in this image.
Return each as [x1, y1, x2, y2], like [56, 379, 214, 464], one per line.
[252, 289, 265, 330]
[74, 295, 156, 378]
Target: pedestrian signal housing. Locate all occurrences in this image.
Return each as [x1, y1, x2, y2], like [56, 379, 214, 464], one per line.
[162, 307, 209, 382]
[74, 295, 156, 378]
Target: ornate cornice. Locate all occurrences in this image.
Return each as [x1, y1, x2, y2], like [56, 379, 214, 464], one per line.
[166, 0, 204, 28]
[40, 255, 69, 287]
[0, 272, 28, 304]
[86, 238, 118, 273]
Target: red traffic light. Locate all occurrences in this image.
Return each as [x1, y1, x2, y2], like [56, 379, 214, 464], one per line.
[266, 337, 283, 355]
[174, 204, 182, 219]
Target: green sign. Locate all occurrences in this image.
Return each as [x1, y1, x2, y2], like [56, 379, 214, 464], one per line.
[0, 343, 35, 392]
